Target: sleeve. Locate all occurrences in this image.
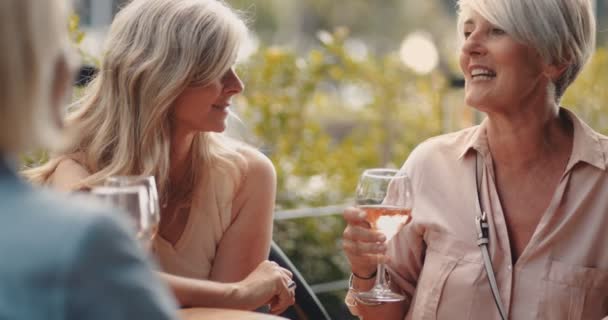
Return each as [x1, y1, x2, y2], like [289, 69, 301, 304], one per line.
[385, 143, 428, 309]
[64, 213, 178, 320]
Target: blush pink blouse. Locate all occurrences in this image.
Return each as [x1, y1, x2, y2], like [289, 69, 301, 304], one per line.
[351, 109, 608, 319]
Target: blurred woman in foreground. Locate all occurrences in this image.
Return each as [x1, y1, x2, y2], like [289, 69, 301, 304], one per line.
[0, 1, 177, 319]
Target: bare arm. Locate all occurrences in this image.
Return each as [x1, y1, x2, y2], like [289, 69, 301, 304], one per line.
[48, 157, 91, 191]
[159, 272, 236, 309]
[161, 260, 294, 313]
[208, 148, 277, 283]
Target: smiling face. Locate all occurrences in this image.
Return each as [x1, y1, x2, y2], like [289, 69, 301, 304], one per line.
[459, 10, 552, 114]
[171, 67, 244, 134]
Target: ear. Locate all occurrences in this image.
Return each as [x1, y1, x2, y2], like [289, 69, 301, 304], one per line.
[543, 61, 569, 81]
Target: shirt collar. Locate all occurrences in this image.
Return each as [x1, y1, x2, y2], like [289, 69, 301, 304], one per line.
[458, 119, 489, 160]
[563, 108, 606, 171]
[457, 108, 606, 171]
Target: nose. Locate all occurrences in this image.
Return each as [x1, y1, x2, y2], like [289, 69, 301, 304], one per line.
[461, 31, 487, 57]
[223, 68, 244, 95]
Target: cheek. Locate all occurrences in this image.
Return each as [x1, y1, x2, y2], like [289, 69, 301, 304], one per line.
[175, 101, 203, 122]
[500, 45, 543, 77]
[172, 99, 197, 125]
[458, 53, 468, 75]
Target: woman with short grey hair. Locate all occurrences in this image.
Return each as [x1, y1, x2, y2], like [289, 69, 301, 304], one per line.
[343, 0, 606, 318]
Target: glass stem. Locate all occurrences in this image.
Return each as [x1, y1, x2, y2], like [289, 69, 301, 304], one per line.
[373, 263, 387, 289]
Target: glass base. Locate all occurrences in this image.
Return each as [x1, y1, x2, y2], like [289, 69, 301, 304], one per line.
[354, 287, 406, 303]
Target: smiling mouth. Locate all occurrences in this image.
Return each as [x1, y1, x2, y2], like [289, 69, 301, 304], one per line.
[470, 68, 496, 81]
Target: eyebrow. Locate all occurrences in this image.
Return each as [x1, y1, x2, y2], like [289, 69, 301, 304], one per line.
[463, 19, 474, 26]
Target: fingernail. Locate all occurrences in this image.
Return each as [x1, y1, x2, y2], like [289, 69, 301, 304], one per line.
[378, 235, 386, 242]
[358, 211, 366, 219]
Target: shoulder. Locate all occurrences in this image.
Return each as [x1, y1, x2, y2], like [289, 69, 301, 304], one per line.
[586, 121, 608, 154]
[0, 186, 129, 270]
[57, 195, 178, 319]
[0, 185, 175, 318]
[48, 154, 91, 191]
[231, 146, 276, 206]
[17, 188, 124, 237]
[405, 126, 479, 166]
[565, 108, 608, 168]
[399, 126, 479, 190]
[236, 145, 276, 183]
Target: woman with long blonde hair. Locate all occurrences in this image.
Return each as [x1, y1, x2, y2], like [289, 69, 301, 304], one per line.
[24, 0, 295, 313]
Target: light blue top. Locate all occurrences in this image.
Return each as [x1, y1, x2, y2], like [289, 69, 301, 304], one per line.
[0, 157, 178, 319]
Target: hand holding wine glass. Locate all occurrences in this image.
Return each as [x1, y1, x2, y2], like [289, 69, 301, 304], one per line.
[342, 168, 413, 304]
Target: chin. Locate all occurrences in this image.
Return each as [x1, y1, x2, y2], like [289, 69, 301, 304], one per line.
[204, 124, 227, 133]
[465, 93, 492, 109]
[464, 95, 480, 108]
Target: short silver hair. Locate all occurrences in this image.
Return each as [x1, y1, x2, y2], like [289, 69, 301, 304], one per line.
[457, 0, 596, 101]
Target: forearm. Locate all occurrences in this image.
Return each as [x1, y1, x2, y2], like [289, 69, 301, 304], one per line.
[159, 272, 244, 309]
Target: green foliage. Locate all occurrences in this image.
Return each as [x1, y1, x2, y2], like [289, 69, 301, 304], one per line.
[238, 28, 443, 209]
[68, 14, 85, 44]
[21, 149, 49, 169]
[562, 48, 608, 133]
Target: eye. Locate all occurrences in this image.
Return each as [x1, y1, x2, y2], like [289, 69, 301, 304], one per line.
[491, 28, 505, 35]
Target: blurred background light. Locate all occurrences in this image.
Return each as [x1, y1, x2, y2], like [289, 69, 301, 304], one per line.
[399, 31, 439, 75]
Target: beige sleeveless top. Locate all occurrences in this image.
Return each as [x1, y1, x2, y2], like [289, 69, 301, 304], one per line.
[47, 153, 242, 280]
[152, 168, 240, 280]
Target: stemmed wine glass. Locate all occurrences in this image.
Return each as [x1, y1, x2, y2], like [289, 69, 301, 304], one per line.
[92, 175, 161, 247]
[353, 168, 413, 303]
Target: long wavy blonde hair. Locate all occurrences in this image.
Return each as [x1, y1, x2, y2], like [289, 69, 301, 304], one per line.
[24, 0, 248, 204]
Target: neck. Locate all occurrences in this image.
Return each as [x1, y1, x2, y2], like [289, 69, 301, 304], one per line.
[485, 102, 572, 169]
[169, 128, 196, 182]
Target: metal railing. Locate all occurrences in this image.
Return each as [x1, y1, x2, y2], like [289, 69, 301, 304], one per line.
[274, 204, 348, 220]
[274, 204, 350, 294]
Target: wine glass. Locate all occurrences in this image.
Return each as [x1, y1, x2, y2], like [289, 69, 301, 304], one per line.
[101, 175, 161, 245]
[90, 185, 153, 246]
[353, 168, 413, 303]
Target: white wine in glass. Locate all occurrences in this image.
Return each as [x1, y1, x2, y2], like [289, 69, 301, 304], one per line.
[91, 185, 151, 240]
[358, 205, 411, 242]
[104, 175, 161, 244]
[354, 168, 413, 303]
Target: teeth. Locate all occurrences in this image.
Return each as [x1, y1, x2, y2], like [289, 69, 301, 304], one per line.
[474, 75, 494, 81]
[471, 68, 495, 77]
